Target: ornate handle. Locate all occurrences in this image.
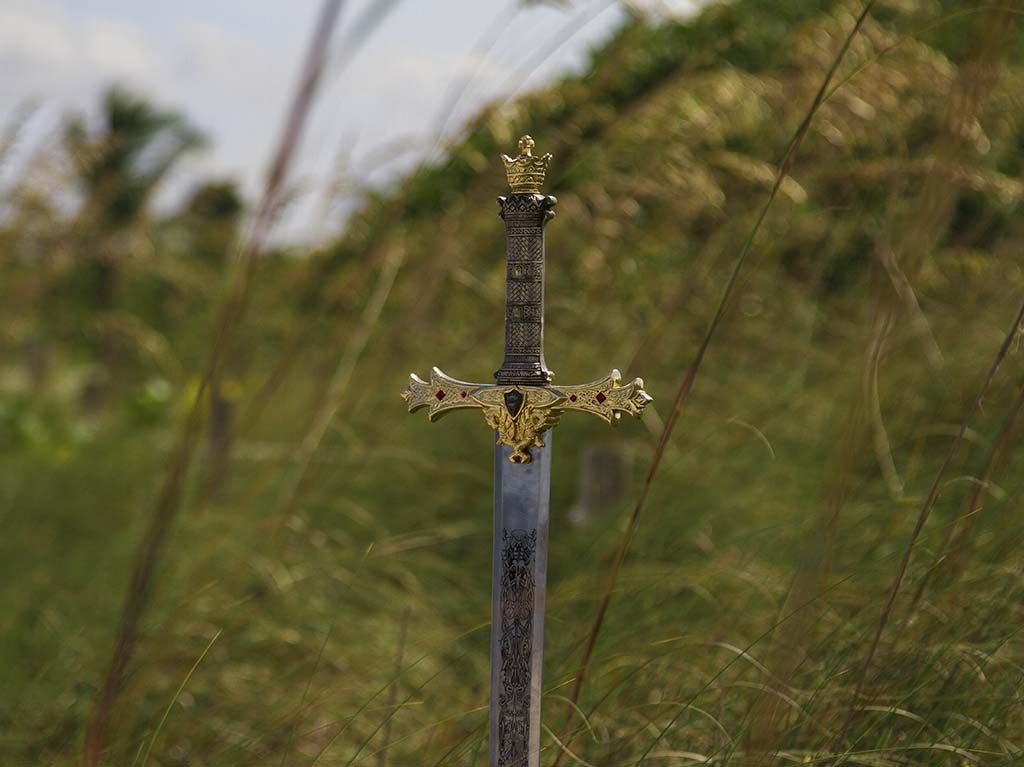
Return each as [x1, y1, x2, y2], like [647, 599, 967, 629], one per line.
[402, 135, 652, 464]
[494, 136, 555, 386]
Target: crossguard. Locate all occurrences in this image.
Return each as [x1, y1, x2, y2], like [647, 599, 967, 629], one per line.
[402, 367, 652, 463]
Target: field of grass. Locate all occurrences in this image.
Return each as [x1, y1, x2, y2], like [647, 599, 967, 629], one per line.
[3, 0, 1024, 764]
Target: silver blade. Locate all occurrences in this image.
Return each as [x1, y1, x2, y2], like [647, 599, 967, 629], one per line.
[489, 432, 552, 767]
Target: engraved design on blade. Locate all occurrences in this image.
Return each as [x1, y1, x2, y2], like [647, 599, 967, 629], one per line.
[498, 528, 537, 767]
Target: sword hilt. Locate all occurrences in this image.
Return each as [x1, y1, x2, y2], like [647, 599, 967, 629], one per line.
[402, 135, 652, 463]
[402, 367, 651, 464]
[496, 136, 555, 386]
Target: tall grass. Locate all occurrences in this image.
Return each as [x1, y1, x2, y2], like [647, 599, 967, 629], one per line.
[2, 0, 1024, 765]
[81, 2, 346, 763]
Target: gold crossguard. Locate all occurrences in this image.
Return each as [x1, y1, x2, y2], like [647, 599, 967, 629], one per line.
[402, 368, 652, 463]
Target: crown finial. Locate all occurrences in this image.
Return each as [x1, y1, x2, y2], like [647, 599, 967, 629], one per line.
[502, 134, 551, 194]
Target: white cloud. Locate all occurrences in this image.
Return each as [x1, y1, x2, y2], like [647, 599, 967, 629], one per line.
[0, 6, 74, 69]
[0, 4, 76, 99]
[83, 19, 157, 83]
[0, 1, 168, 121]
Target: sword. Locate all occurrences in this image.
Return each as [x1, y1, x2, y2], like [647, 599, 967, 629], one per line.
[402, 135, 651, 767]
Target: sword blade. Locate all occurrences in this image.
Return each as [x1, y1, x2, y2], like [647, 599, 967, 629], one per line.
[490, 432, 552, 767]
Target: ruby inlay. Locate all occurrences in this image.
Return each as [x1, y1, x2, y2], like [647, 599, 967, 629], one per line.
[569, 394, 577, 402]
[460, 391, 467, 398]
[596, 392, 607, 404]
[435, 390, 446, 400]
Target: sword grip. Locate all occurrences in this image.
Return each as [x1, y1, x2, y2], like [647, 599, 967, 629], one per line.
[495, 193, 556, 386]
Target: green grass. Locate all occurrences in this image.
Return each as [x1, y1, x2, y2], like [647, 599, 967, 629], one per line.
[3, 0, 1024, 764]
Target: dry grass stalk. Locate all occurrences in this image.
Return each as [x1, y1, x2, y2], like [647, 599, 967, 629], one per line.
[551, 4, 881, 765]
[80, 2, 345, 763]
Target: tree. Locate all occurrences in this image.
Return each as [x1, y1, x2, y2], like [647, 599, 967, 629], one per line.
[63, 86, 205, 401]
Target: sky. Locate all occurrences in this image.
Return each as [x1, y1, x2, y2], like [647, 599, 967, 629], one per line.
[0, 0, 698, 241]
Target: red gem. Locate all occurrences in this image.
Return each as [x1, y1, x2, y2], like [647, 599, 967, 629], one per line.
[569, 394, 577, 402]
[435, 390, 446, 400]
[460, 391, 467, 398]
[596, 392, 607, 404]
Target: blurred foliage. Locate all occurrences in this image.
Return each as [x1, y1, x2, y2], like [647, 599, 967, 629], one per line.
[2, 0, 1024, 765]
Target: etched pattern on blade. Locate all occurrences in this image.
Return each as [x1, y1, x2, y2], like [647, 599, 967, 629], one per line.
[498, 528, 537, 766]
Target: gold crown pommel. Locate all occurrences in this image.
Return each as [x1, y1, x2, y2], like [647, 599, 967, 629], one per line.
[501, 135, 552, 194]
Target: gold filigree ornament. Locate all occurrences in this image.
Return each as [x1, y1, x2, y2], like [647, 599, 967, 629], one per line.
[402, 367, 652, 463]
[501, 135, 552, 194]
